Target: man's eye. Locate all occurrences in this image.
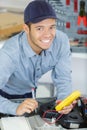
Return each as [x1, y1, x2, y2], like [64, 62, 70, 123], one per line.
[37, 27, 43, 31]
[37, 28, 41, 30]
[50, 26, 56, 30]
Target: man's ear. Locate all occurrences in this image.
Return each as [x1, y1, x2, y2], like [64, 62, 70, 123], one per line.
[23, 24, 29, 34]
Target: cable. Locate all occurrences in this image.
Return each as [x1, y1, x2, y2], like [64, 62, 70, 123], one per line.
[42, 109, 63, 124]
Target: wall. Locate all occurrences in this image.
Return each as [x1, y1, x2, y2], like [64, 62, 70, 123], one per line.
[0, 0, 33, 11]
[72, 53, 87, 94]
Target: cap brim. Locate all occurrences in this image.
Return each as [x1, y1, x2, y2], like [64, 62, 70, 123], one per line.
[29, 15, 57, 23]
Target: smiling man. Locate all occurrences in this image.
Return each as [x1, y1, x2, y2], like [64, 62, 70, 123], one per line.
[0, 0, 74, 116]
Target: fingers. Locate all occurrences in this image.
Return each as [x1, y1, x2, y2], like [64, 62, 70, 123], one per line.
[24, 101, 37, 112]
[72, 100, 77, 107]
[25, 99, 38, 109]
[16, 98, 38, 116]
[58, 104, 74, 114]
[56, 100, 62, 104]
[58, 108, 72, 114]
[56, 99, 77, 114]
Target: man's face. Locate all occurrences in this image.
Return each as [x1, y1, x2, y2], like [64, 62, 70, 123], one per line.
[27, 19, 56, 54]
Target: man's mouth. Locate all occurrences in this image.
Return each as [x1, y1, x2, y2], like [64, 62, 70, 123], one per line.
[41, 39, 51, 44]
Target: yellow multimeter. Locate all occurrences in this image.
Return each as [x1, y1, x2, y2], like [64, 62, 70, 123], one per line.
[55, 90, 81, 111]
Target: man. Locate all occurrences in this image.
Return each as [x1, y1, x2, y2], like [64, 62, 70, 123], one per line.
[0, 0, 74, 116]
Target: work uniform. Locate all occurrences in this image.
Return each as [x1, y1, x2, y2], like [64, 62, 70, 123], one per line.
[0, 30, 72, 115]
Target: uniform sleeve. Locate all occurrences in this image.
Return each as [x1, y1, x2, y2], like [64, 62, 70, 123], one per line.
[52, 34, 72, 100]
[0, 49, 19, 115]
[0, 96, 20, 115]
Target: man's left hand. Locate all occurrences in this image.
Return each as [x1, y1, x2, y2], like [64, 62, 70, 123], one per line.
[56, 100, 77, 114]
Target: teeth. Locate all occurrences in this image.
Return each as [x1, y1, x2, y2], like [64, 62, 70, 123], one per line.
[41, 40, 50, 43]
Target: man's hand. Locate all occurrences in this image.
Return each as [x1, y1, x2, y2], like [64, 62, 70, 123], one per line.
[56, 100, 77, 114]
[16, 98, 38, 115]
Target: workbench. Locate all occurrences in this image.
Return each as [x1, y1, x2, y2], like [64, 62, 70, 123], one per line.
[0, 115, 87, 130]
[0, 97, 87, 130]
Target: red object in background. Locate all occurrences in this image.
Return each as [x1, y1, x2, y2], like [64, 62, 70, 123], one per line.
[66, 22, 70, 28]
[74, 0, 78, 12]
[77, 30, 87, 34]
[77, 16, 87, 27]
[84, 42, 87, 47]
[66, 0, 70, 5]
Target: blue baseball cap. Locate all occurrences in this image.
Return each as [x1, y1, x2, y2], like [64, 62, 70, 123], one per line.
[24, 0, 57, 24]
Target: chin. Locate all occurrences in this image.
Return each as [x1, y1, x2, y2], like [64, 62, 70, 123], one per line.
[42, 47, 50, 50]
[42, 44, 51, 49]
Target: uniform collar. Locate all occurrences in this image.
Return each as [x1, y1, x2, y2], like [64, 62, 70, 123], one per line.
[22, 32, 36, 58]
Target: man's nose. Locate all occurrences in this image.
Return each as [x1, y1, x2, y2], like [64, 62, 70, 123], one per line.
[43, 28, 51, 36]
